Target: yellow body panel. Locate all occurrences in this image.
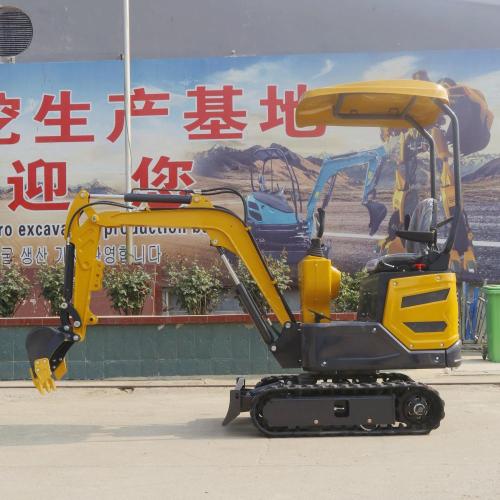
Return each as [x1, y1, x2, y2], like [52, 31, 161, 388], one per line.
[296, 80, 449, 129]
[383, 273, 459, 350]
[298, 254, 341, 323]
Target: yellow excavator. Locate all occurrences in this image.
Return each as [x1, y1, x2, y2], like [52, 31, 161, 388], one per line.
[26, 80, 462, 437]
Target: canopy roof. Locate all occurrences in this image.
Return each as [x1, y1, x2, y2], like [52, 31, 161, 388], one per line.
[296, 80, 449, 129]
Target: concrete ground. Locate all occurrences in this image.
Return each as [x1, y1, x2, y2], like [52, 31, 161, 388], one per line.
[1, 354, 500, 500]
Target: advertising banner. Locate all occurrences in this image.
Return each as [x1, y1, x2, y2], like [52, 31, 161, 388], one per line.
[0, 49, 499, 280]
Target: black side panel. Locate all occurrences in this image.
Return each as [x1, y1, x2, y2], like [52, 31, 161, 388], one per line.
[301, 321, 458, 372]
[404, 321, 447, 333]
[272, 323, 302, 368]
[262, 395, 395, 428]
[401, 288, 450, 308]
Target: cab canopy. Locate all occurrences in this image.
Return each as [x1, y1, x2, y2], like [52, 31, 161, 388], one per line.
[296, 80, 449, 129]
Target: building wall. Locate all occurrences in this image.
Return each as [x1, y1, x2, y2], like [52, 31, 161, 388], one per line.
[0, 323, 286, 380]
[10, 0, 500, 63]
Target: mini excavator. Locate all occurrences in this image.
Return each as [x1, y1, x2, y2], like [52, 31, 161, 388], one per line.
[246, 146, 386, 265]
[26, 80, 462, 437]
[246, 147, 310, 265]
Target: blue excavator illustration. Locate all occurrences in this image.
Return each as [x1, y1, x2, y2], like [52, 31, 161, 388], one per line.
[246, 146, 387, 264]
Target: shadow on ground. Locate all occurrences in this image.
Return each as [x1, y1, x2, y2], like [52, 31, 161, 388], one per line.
[0, 418, 261, 446]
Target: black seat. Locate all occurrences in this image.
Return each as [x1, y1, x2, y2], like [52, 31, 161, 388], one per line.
[365, 198, 449, 273]
[365, 250, 450, 273]
[365, 252, 425, 273]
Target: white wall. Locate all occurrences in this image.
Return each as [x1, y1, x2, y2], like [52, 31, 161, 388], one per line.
[10, 0, 500, 62]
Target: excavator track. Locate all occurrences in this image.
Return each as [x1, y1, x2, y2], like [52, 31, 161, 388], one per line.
[229, 373, 444, 437]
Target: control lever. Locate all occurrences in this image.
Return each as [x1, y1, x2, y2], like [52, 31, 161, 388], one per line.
[308, 208, 326, 257]
[314, 207, 326, 239]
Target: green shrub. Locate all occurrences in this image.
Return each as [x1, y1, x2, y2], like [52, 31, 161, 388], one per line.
[103, 265, 153, 315]
[37, 264, 65, 315]
[0, 265, 31, 317]
[165, 258, 225, 315]
[333, 270, 367, 312]
[236, 253, 292, 312]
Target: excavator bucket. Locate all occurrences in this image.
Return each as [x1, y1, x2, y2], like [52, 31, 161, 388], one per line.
[364, 200, 387, 235]
[25, 327, 75, 393]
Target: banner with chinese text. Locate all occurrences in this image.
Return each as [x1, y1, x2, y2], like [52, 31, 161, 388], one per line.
[0, 49, 499, 280]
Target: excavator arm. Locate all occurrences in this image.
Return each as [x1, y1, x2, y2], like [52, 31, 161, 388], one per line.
[26, 190, 295, 393]
[306, 146, 387, 236]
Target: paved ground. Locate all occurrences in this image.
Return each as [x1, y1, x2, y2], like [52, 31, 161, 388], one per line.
[1, 356, 500, 499]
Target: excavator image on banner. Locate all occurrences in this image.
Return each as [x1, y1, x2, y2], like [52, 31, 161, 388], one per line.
[27, 80, 464, 437]
[246, 146, 387, 266]
[372, 72, 493, 276]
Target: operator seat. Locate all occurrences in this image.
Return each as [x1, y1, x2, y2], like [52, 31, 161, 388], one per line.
[365, 198, 449, 273]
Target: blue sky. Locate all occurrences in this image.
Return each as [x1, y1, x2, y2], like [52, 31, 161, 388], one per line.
[0, 48, 499, 187]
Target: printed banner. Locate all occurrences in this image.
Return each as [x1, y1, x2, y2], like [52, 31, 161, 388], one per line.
[0, 49, 499, 280]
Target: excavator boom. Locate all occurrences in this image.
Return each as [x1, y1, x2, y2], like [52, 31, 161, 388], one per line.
[26, 190, 295, 392]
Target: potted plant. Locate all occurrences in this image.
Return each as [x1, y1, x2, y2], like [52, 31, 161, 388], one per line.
[235, 253, 292, 312]
[37, 263, 65, 315]
[333, 270, 367, 312]
[103, 265, 153, 315]
[164, 258, 225, 315]
[0, 264, 31, 317]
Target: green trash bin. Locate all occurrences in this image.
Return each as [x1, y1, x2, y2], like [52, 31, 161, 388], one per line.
[484, 285, 500, 362]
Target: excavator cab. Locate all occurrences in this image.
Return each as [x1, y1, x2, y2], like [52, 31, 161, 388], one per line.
[246, 147, 310, 264]
[293, 79, 461, 358]
[27, 80, 463, 436]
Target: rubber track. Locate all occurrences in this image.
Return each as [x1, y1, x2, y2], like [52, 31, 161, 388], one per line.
[250, 374, 445, 437]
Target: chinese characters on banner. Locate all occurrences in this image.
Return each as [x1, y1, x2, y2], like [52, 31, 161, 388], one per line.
[1, 81, 322, 265]
[0, 91, 21, 144]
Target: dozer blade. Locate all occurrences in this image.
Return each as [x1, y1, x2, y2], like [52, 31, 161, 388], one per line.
[25, 327, 75, 393]
[222, 377, 252, 426]
[364, 200, 387, 236]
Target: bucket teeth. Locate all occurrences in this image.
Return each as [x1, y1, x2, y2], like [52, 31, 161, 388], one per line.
[30, 358, 56, 394]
